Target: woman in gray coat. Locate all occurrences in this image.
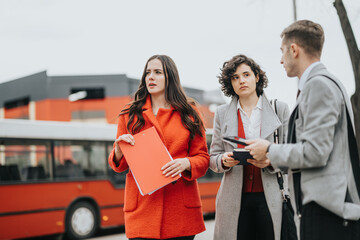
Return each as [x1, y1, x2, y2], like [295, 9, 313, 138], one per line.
[210, 54, 290, 240]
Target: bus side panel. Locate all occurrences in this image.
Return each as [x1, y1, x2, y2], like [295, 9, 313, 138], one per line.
[78, 181, 125, 229]
[0, 181, 125, 214]
[198, 181, 221, 214]
[0, 211, 65, 240]
[0, 179, 218, 239]
[100, 207, 125, 228]
[0, 180, 125, 239]
[201, 198, 217, 213]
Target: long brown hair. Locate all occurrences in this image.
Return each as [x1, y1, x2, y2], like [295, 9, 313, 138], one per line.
[121, 55, 205, 140]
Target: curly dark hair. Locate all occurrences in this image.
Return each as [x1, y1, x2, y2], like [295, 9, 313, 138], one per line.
[218, 54, 268, 97]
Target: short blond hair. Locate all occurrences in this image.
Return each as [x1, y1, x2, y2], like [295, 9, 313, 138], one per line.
[281, 20, 324, 58]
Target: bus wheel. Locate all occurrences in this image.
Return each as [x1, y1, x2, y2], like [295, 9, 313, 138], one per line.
[66, 201, 98, 239]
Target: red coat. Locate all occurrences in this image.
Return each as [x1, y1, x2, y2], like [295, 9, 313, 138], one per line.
[108, 96, 209, 239]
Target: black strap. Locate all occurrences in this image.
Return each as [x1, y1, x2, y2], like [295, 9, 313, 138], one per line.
[293, 169, 302, 215]
[287, 105, 302, 215]
[270, 99, 289, 201]
[315, 75, 360, 197]
[287, 106, 299, 144]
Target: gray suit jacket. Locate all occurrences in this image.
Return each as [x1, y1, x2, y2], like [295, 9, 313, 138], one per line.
[210, 94, 290, 240]
[269, 63, 360, 220]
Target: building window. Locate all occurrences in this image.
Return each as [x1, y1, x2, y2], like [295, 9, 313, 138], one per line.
[70, 88, 105, 100]
[71, 110, 106, 123]
[4, 97, 30, 119]
[4, 97, 30, 109]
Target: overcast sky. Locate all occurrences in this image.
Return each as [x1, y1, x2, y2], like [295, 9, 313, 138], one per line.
[0, 0, 359, 109]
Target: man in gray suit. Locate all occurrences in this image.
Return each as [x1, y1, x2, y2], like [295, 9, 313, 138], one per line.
[246, 20, 360, 239]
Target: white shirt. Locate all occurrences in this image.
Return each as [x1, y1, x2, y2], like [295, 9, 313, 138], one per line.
[237, 95, 262, 139]
[298, 61, 321, 92]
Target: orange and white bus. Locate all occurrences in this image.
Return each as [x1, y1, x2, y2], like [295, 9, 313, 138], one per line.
[0, 119, 220, 239]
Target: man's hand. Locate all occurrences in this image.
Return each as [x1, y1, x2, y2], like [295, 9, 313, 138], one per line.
[245, 139, 271, 161]
[247, 158, 271, 168]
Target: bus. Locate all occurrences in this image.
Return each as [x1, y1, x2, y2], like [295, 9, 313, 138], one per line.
[0, 119, 221, 240]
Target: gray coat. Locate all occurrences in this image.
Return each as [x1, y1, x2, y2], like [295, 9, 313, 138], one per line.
[210, 94, 290, 240]
[269, 63, 360, 220]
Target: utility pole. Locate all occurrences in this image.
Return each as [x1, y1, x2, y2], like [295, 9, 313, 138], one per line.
[293, 0, 297, 21]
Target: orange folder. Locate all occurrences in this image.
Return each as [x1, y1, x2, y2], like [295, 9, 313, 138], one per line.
[119, 126, 181, 195]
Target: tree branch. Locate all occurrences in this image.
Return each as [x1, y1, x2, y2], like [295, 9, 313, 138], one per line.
[334, 0, 360, 90]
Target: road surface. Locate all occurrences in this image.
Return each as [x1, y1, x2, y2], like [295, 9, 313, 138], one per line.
[88, 219, 215, 240]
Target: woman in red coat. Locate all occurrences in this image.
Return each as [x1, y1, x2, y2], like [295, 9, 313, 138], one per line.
[108, 55, 210, 240]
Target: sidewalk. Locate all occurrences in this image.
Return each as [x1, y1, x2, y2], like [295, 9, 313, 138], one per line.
[88, 219, 215, 240]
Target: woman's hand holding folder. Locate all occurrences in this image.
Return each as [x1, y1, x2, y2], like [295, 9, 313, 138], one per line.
[114, 134, 135, 163]
[115, 131, 191, 178]
[161, 158, 191, 177]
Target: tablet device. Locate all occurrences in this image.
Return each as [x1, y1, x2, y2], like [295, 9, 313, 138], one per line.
[233, 148, 253, 165]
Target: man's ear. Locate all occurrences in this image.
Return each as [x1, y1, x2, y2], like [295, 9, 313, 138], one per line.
[290, 43, 300, 58]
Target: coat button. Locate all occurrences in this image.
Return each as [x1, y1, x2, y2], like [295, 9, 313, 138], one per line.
[249, 175, 253, 180]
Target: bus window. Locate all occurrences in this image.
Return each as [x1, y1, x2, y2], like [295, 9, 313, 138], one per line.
[0, 139, 51, 182]
[106, 143, 127, 186]
[89, 143, 107, 177]
[198, 131, 223, 182]
[54, 141, 107, 180]
[199, 169, 223, 182]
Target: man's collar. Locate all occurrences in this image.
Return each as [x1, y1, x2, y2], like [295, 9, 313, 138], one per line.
[298, 61, 321, 91]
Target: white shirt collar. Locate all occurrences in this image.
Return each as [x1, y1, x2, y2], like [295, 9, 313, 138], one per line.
[237, 94, 263, 112]
[298, 61, 321, 91]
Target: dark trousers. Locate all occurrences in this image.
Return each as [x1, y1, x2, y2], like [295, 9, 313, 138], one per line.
[130, 236, 195, 240]
[237, 192, 275, 240]
[301, 202, 360, 240]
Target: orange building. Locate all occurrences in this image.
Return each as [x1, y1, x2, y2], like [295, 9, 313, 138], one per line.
[0, 71, 225, 127]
